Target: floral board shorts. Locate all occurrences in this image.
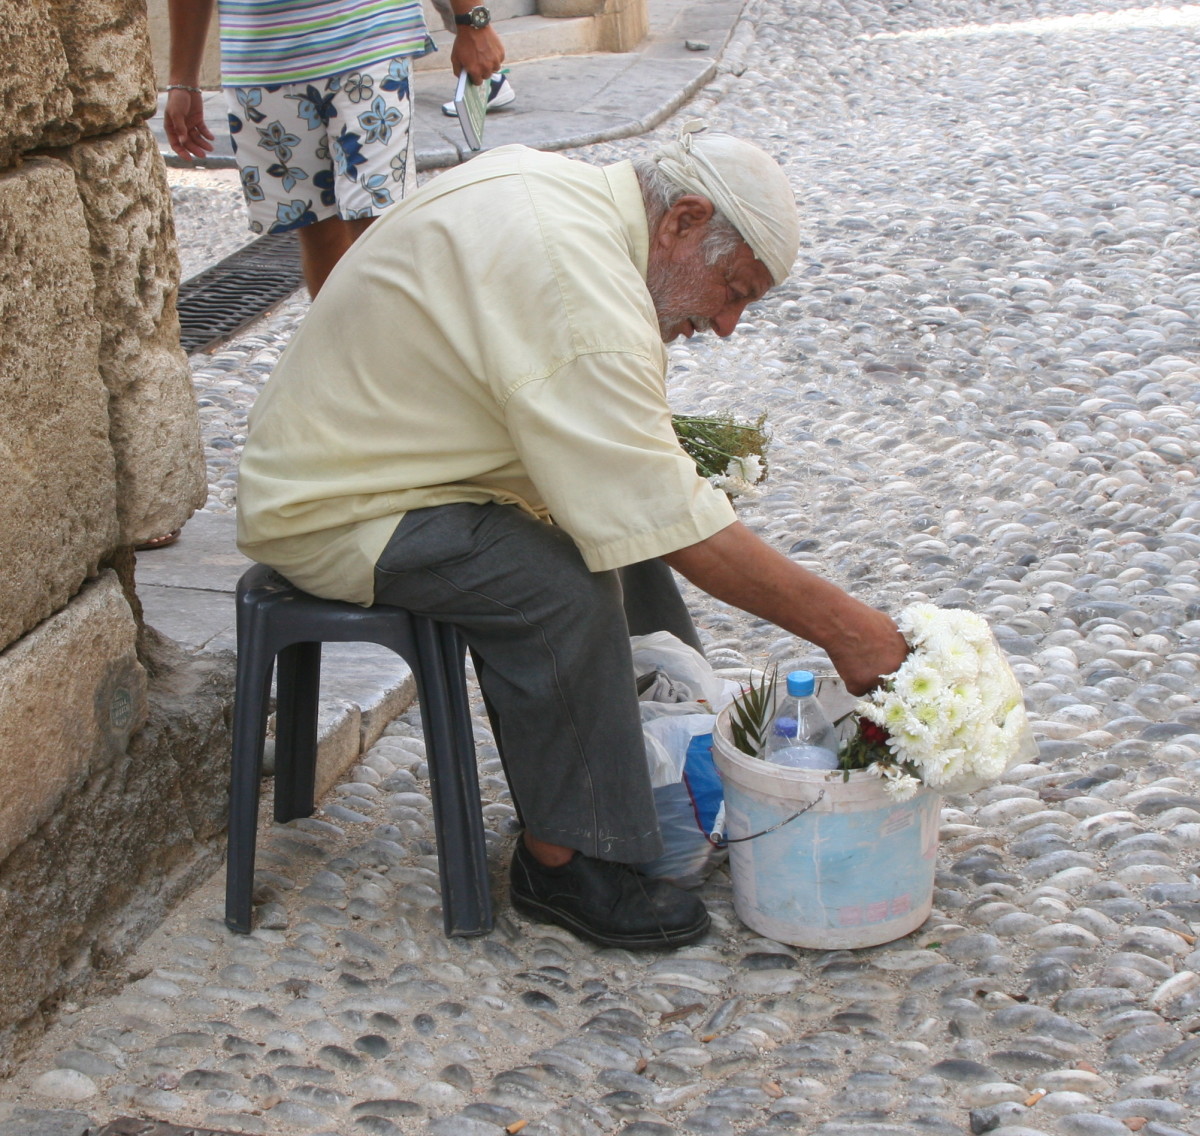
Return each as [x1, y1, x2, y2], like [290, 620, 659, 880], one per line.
[225, 56, 415, 235]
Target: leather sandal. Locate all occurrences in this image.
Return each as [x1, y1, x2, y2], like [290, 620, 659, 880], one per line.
[135, 528, 181, 551]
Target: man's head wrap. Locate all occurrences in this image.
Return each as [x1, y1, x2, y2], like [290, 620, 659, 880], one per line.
[649, 120, 800, 287]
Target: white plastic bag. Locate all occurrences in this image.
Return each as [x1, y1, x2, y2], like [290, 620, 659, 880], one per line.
[631, 631, 737, 709]
[631, 633, 732, 887]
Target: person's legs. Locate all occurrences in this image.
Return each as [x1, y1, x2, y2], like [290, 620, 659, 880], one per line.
[297, 215, 373, 297]
[374, 502, 710, 949]
[328, 56, 417, 217]
[224, 81, 340, 239]
[618, 558, 705, 655]
[225, 56, 417, 297]
[374, 503, 662, 863]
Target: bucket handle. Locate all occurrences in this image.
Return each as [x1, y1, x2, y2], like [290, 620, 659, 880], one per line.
[720, 789, 826, 845]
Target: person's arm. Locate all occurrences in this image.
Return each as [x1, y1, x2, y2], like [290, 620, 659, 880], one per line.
[164, 0, 217, 161]
[662, 521, 909, 696]
[448, 1, 505, 85]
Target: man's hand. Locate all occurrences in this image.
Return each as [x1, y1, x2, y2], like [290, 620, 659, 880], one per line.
[662, 521, 909, 696]
[163, 88, 215, 161]
[451, 24, 505, 86]
[821, 603, 909, 696]
[165, 0, 216, 160]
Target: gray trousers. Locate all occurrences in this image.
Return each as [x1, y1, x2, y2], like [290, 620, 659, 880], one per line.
[374, 503, 702, 862]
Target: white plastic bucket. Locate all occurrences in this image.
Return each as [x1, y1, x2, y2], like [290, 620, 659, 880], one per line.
[712, 676, 940, 949]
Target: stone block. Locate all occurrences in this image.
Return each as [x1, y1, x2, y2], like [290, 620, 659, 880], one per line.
[0, 1, 72, 169]
[0, 626, 234, 1070]
[595, 0, 647, 52]
[42, 0, 156, 144]
[0, 1109, 91, 1136]
[539, 0, 604, 17]
[105, 343, 207, 544]
[61, 127, 205, 544]
[0, 572, 146, 864]
[0, 160, 117, 650]
[316, 703, 364, 801]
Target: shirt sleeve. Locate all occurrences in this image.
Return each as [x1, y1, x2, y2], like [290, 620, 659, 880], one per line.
[500, 348, 737, 571]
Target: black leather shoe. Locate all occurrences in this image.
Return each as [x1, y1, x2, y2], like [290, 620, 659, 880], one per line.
[509, 840, 710, 950]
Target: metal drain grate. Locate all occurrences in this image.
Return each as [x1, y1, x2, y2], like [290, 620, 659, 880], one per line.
[176, 230, 304, 355]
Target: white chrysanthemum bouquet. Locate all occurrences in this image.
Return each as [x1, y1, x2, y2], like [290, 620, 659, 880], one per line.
[841, 604, 1037, 800]
[672, 413, 769, 500]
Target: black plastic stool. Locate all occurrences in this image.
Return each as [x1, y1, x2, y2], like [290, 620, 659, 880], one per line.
[226, 563, 493, 938]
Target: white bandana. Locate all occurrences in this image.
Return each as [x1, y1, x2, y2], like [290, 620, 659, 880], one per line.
[650, 120, 800, 286]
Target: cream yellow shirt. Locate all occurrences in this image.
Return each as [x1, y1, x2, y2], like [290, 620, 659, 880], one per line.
[236, 145, 735, 603]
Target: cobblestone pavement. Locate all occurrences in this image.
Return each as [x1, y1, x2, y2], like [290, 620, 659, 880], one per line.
[6, 1, 1200, 1134]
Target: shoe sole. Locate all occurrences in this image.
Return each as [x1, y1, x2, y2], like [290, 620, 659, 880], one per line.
[510, 889, 710, 950]
[441, 88, 516, 117]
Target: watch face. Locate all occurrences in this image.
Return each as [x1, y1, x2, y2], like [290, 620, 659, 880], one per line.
[468, 5, 490, 26]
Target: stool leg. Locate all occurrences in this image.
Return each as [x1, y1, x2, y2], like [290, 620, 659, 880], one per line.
[414, 619, 493, 936]
[274, 641, 321, 823]
[226, 640, 275, 934]
[469, 647, 526, 831]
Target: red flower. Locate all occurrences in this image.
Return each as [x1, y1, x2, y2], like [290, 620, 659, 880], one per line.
[861, 720, 889, 747]
[838, 715, 893, 771]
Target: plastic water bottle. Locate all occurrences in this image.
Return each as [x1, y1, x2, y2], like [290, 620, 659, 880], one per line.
[765, 670, 839, 770]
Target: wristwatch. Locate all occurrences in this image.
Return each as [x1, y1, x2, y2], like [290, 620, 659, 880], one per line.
[454, 5, 491, 28]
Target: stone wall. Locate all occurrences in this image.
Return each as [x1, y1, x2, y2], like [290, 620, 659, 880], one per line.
[0, 0, 221, 1069]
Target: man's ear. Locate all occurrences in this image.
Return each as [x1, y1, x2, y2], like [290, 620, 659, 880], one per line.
[654, 194, 716, 252]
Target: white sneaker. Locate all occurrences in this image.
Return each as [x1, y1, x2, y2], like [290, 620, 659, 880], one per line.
[441, 73, 516, 117]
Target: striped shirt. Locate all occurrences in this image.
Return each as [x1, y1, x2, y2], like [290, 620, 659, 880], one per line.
[219, 0, 429, 86]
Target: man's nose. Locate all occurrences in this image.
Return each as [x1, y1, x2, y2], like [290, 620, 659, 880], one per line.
[713, 301, 749, 338]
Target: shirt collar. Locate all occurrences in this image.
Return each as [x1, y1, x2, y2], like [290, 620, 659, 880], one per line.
[603, 160, 650, 280]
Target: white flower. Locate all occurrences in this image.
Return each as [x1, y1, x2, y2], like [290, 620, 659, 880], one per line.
[708, 454, 763, 500]
[882, 771, 922, 801]
[893, 663, 943, 704]
[853, 603, 1033, 796]
[731, 454, 763, 483]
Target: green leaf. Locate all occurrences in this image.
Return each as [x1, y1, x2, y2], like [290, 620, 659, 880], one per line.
[727, 664, 778, 758]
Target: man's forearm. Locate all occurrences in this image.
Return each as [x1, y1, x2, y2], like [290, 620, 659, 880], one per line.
[447, 0, 505, 83]
[167, 0, 216, 85]
[662, 521, 909, 695]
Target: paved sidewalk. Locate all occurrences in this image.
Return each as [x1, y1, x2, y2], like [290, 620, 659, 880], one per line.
[149, 0, 744, 172]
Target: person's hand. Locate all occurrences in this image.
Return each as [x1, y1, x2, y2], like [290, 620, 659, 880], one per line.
[451, 25, 505, 86]
[164, 87, 215, 161]
[825, 605, 910, 697]
[662, 521, 910, 697]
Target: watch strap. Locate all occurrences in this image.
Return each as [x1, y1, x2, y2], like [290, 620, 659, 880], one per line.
[454, 6, 490, 26]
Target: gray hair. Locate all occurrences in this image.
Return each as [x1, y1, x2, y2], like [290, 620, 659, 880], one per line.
[634, 158, 745, 267]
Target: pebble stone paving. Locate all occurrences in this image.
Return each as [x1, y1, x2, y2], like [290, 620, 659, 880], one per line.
[5, 0, 1200, 1133]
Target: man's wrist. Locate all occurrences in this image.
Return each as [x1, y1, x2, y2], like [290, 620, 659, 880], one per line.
[453, 4, 491, 28]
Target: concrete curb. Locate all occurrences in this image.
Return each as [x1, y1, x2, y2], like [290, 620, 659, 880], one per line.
[135, 513, 415, 794]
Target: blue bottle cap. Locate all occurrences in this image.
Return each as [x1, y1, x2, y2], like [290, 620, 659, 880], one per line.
[772, 716, 798, 738]
[786, 670, 816, 697]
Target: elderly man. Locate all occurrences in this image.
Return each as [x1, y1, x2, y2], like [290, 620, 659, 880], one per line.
[237, 124, 908, 950]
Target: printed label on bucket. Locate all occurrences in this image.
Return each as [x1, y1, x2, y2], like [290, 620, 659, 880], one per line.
[726, 788, 940, 939]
